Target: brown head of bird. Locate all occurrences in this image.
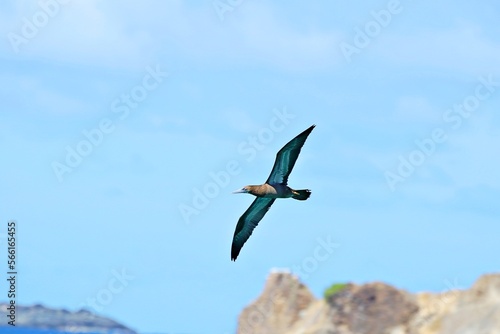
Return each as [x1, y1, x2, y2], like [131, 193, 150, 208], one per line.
[232, 185, 264, 196]
[232, 186, 250, 194]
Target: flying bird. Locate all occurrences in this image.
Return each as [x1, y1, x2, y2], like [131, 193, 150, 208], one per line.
[231, 124, 315, 261]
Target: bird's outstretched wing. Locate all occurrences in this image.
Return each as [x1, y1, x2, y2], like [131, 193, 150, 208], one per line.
[266, 125, 315, 185]
[231, 197, 276, 261]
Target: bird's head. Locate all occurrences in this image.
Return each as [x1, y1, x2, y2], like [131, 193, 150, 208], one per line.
[232, 186, 250, 194]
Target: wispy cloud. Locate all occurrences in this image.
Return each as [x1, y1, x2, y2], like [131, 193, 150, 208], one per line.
[376, 23, 500, 75]
[1, 1, 343, 71]
[438, 114, 500, 188]
[1, 1, 154, 69]
[394, 96, 442, 123]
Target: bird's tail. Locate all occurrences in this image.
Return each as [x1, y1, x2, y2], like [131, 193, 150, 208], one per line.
[292, 189, 311, 200]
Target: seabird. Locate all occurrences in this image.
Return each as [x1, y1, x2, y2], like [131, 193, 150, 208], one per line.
[231, 124, 315, 261]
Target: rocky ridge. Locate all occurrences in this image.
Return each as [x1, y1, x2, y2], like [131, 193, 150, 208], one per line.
[237, 271, 500, 334]
[0, 303, 136, 333]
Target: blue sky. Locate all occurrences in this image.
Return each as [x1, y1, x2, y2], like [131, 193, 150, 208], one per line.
[1, 1, 500, 333]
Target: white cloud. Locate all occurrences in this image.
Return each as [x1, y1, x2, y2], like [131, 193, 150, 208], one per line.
[222, 109, 261, 133]
[34, 87, 88, 115]
[376, 22, 500, 75]
[394, 96, 442, 123]
[437, 113, 500, 189]
[0, 73, 88, 115]
[134, 1, 344, 71]
[2, 0, 154, 69]
[145, 112, 187, 129]
[227, 3, 343, 71]
[2, 2, 500, 75]
[1, 1, 343, 72]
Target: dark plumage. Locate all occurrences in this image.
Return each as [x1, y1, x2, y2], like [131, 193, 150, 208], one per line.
[231, 125, 315, 261]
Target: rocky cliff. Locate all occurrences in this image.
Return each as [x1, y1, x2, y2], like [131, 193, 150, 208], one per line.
[0, 303, 136, 333]
[237, 271, 500, 334]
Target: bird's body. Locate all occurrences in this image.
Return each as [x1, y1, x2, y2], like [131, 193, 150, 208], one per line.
[231, 125, 315, 261]
[236, 183, 310, 199]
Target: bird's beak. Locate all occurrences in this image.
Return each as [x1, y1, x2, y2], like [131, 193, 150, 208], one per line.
[232, 188, 247, 194]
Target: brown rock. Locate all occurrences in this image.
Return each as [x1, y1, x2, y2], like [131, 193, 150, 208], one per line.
[237, 272, 500, 334]
[438, 274, 500, 334]
[237, 270, 316, 334]
[237, 273, 419, 334]
[326, 282, 418, 334]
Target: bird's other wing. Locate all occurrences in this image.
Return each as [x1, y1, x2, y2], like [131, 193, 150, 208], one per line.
[231, 197, 276, 261]
[266, 124, 315, 185]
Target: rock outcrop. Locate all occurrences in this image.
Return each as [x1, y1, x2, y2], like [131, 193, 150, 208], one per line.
[0, 303, 136, 333]
[238, 269, 316, 334]
[238, 271, 500, 334]
[432, 274, 500, 334]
